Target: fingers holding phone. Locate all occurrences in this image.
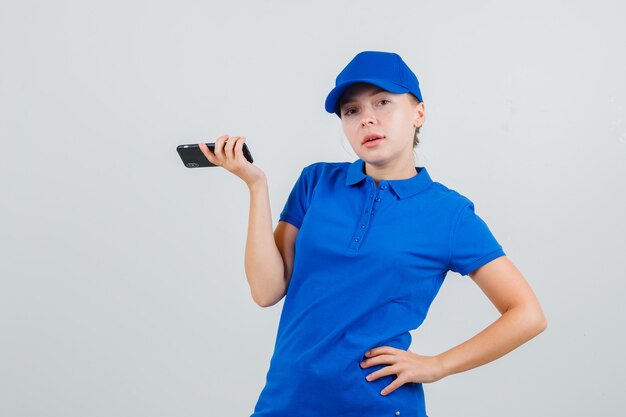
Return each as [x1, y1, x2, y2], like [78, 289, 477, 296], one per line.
[211, 134, 230, 164]
[199, 134, 244, 168]
[222, 134, 241, 163]
[197, 135, 266, 186]
[198, 134, 229, 166]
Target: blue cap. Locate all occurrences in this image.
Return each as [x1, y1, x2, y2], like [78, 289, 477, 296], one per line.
[325, 51, 423, 117]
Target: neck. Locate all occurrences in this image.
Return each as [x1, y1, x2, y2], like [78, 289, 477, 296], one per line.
[362, 154, 417, 184]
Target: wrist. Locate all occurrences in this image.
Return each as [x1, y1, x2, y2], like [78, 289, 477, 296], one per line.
[247, 177, 268, 192]
[435, 353, 452, 381]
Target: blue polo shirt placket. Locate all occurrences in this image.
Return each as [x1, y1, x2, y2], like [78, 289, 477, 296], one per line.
[349, 176, 381, 251]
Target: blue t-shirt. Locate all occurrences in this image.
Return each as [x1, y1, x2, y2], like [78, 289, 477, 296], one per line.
[251, 159, 506, 417]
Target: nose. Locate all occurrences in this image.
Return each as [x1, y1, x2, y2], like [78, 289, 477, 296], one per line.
[360, 110, 377, 127]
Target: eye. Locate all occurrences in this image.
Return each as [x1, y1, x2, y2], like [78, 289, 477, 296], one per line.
[379, 99, 390, 105]
[343, 107, 357, 116]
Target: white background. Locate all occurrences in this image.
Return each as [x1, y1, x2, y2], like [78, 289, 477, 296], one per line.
[1, 0, 625, 416]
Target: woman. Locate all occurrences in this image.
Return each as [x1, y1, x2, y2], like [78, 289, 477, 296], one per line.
[199, 51, 547, 417]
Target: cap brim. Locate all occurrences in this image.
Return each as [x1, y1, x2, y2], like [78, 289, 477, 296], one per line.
[324, 79, 411, 115]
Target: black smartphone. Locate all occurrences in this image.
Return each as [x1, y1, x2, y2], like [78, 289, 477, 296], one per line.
[176, 142, 254, 168]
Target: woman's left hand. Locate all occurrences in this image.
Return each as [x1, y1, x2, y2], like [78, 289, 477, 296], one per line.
[360, 346, 446, 396]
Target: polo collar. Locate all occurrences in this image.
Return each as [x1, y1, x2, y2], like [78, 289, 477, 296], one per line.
[345, 158, 433, 199]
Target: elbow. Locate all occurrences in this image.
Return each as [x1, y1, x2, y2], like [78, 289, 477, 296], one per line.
[252, 293, 272, 308]
[257, 299, 276, 308]
[250, 277, 289, 308]
[536, 313, 548, 334]
[251, 291, 280, 308]
[529, 308, 548, 337]
[508, 303, 548, 338]
[509, 296, 548, 337]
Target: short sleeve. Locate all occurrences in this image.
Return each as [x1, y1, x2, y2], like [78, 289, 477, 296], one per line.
[448, 202, 506, 276]
[278, 165, 315, 229]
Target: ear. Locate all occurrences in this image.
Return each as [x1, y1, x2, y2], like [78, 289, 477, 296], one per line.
[412, 101, 425, 128]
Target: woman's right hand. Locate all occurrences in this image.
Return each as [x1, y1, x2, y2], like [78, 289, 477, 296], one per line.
[199, 134, 267, 188]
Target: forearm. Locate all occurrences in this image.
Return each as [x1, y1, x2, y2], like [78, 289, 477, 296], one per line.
[437, 305, 547, 378]
[244, 180, 286, 307]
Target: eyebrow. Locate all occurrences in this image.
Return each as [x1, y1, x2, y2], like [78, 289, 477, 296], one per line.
[339, 87, 387, 107]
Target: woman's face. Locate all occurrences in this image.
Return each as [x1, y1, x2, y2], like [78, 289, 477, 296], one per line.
[339, 82, 424, 165]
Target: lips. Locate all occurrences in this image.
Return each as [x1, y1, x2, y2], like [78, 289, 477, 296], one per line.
[362, 134, 385, 144]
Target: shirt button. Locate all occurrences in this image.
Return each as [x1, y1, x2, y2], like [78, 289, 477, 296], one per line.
[395, 412, 401, 416]
[375, 197, 381, 202]
[361, 224, 366, 228]
[354, 237, 360, 242]
[381, 185, 387, 189]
